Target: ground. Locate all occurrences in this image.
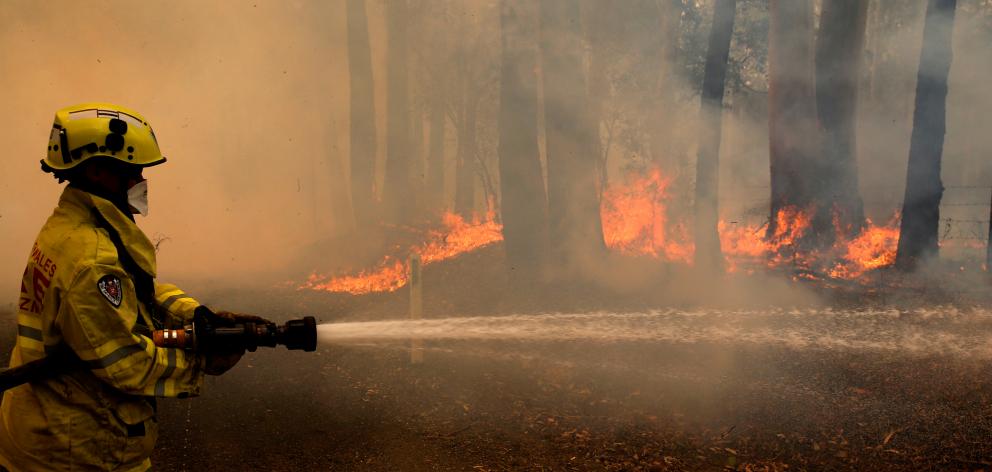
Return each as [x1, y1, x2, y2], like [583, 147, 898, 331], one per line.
[3, 246, 992, 471]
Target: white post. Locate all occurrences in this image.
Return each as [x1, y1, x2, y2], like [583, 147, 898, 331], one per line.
[409, 254, 423, 364]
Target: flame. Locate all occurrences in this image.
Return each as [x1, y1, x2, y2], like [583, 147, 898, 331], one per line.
[302, 212, 503, 294]
[600, 168, 694, 263]
[303, 259, 407, 294]
[599, 166, 900, 279]
[303, 166, 904, 295]
[827, 216, 901, 279]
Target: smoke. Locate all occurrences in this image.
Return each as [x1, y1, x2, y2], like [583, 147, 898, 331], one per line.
[1, 1, 991, 306]
[0, 1, 357, 300]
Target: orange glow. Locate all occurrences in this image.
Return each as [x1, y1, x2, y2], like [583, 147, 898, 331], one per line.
[303, 166, 904, 295]
[599, 166, 899, 279]
[600, 168, 694, 264]
[827, 216, 901, 279]
[303, 259, 408, 294]
[302, 212, 503, 295]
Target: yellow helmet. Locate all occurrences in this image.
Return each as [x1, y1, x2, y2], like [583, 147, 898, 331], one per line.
[42, 102, 166, 173]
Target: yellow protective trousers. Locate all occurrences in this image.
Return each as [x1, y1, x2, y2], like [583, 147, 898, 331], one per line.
[0, 186, 206, 471]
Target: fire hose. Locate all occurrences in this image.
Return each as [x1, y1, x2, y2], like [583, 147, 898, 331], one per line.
[0, 314, 317, 394]
[153, 314, 317, 353]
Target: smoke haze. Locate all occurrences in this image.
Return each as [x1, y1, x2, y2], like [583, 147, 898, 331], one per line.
[1, 1, 991, 303]
[0, 1, 361, 300]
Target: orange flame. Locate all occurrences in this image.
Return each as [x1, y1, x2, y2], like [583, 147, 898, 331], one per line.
[304, 167, 903, 294]
[598, 166, 900, 279]
[302, 212, 503, 295]
[600, 168, 694, 263]
[827, 216, 901, 279]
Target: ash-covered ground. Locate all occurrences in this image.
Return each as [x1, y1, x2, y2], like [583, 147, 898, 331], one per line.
[3, 247, 992, 471]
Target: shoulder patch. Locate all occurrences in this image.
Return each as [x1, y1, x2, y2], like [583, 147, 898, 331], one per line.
[97, 275, 123, 308]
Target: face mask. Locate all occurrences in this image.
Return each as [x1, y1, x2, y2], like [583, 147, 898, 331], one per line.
[127, 180, 149, 216]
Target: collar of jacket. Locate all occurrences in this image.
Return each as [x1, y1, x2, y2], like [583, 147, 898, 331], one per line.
[59, 186, 158, 278]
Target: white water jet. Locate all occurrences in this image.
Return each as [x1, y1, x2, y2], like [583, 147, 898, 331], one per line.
[317, 308, 992, 358]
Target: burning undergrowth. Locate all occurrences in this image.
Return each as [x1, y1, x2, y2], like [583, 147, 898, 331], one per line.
[598, 167, 903, 281]
[302, 212, 503, 295]
[302, 167, 907, 296]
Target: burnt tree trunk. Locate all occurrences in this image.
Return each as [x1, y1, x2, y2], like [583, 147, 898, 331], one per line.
[498, 0, 548, 273]
[649, 0, 683, 170]
[410, 88, 426, 217]
[693, 0, 736, 272]
[896, 0, 957, 270]
[815, 0, 869, 239]
[767, 0, 821, 239]
[454, 75, 479, 219]
[426, 83, 446, 214]
[582, 0, 612, 193]
[346, 0, 377, 226]
[383, 0, 413, 224]
[541, 0, 605, 265]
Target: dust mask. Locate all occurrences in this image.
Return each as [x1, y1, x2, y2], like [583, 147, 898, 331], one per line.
[127, 180, 149, 216]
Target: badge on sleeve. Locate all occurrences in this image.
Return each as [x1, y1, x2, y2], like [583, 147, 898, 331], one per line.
[97, 275, 123, 308]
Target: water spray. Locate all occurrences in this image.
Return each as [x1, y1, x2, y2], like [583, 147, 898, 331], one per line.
[315, 309, 992, 359]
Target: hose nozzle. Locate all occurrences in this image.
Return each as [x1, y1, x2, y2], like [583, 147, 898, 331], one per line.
[153, 316, 318, 352]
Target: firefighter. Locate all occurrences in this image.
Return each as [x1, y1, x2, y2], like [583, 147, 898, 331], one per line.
[0, 103, 244, 471]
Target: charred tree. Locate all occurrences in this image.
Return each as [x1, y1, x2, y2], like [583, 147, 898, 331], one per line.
[540, 0, 605, 265]
[383, 0, 413, 224]
[581, 0, 612, 192]
[410, 89, 426, 217]
[815, 0, 869, 238]
[649, 0, 683, 170]
[454, 73, 479, 219]
[346, 0, 377, 227]
[498, 0, 547, 274]
[896, 0, 958, 269]
[693, 0, 736, 272]
[767, 0, 821, 238]
[425, 72, 446, 214]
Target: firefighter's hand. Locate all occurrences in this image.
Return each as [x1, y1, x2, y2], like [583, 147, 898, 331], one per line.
[204, 349, 244, 376]
[213, 310, 271, 325]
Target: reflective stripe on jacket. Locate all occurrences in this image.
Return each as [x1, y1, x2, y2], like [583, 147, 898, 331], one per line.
[0, 186, 206, 472]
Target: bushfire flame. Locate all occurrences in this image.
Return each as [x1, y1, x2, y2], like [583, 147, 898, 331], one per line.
[600, 168, 694, 264]
[597, 168, 901, 279]
[303, 167, 902, 294]
[302, 212, 503, 295]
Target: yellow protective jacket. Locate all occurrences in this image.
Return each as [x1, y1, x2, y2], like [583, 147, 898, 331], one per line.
[0, 186, 206, 472]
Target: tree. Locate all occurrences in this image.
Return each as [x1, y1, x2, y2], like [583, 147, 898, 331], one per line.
[411, 0, 457, 216]
[896, 0, 958, 269]
[540, 0, 605, 266]
[425, 60, 447, 214]
[581, 0, 614, 192]
[346, 0, 377, 227]
[454, 71, 480, 218]
[694, 0, 737, 272]
[766, 0, 820, 238]
[815, 0, 869, 238]
[498, 0, 547, 274]
[383, 0, 414, 224]
[648, 0, 684, 171]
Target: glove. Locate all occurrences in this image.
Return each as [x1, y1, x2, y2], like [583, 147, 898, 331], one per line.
[193, 306, 272, 330]
[193, 305, 234, 328]
[212, 310, 271, 325]
[204, 350, 243, 376]
[193, 306, 245, 375]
